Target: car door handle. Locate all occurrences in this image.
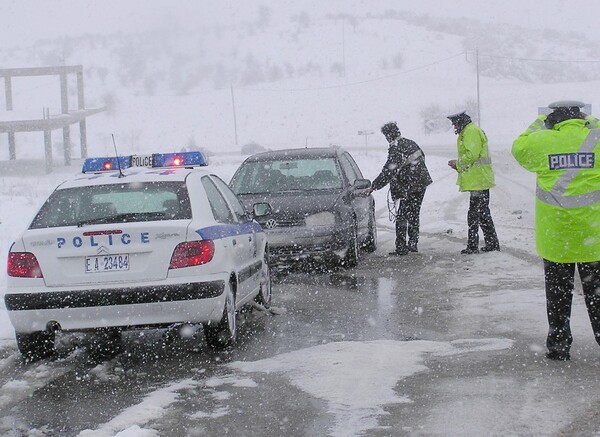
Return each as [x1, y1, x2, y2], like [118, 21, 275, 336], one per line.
[232, 239, 237, 246]
[248, 236, 252, 242]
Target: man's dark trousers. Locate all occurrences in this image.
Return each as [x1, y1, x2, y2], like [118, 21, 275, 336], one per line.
[543, 260, 600, 354]
[467, 189, 499, 250]
[395, 189, 426, 252]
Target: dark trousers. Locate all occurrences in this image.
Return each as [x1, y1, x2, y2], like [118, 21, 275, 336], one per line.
[395, 189, 426, 251]
[466, 190, 499, 250]
[543, 259, 600, 354]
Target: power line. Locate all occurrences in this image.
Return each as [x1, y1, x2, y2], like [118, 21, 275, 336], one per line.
[243, 51, 466, 92]
[477, 52, 600, 64]
[105, 49, 600, 98]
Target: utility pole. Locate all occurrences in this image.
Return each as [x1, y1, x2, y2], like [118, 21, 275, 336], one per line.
[230, 84, 238, 146]
[475, 48, 481, 126]
[342, 18, 346, 77]
[358, 130, 374, 155]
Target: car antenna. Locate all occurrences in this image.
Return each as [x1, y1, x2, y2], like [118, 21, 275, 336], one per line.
[111, 133, 125, 178]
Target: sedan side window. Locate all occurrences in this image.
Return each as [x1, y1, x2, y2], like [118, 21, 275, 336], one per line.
[201, 177, 236, 224]
[339, 153, 358, 185]
[345, 153, 365, 179]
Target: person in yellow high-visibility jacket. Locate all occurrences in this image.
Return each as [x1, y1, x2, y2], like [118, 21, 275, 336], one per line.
[512, 100, 600, 361]
[447, 111, 500, 254]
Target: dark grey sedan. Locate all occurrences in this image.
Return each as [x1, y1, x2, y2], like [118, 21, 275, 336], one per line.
[229, 147, 377, 267]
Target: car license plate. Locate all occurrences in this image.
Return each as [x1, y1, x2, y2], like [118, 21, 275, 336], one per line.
[131, 154, 153, 167]
[85, 254, 130, 273]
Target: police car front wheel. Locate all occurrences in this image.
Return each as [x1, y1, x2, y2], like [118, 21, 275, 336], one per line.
[255, 254, 272, 309]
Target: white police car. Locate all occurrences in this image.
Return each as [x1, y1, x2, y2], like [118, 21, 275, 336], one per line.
[5, 151, 272, 360]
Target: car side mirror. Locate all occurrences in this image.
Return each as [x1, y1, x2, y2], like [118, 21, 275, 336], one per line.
[353, 179, 371, 190]
[253, 202, 272, 218]
[352, 179, 371, 197]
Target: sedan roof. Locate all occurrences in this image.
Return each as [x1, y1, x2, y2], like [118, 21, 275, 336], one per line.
[243, 147, 344, 162]
[58, 166, 212, 189]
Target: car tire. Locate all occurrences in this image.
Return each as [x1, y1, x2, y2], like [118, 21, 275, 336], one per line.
[363, 207, 378, 253]
[16, 331, 55, 362]
[204, 282, 237, 350]
[342, 222, 359, 268]
[90, 329, 123, 359]
[255, 251, 272, 309]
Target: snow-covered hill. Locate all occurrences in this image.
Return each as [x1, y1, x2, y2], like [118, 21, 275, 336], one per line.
[2, 1, 600, 158]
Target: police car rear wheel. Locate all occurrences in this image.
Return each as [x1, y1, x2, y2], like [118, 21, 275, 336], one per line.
[16, 331, 55, 362]
[204, 283, 237, 350]
[89, 329, 123, 359]
[255, 253, 272, 309]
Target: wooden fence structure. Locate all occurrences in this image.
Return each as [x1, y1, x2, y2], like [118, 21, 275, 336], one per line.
[0, 65, 104, 173]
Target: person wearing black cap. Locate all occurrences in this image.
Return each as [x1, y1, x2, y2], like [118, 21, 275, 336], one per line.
[447, 111, 500, 254]
[513, 100, 600, 361]
[370, 122, 432, 256]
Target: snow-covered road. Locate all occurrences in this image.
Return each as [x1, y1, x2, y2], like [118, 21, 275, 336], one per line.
[1, 147, 599, 436]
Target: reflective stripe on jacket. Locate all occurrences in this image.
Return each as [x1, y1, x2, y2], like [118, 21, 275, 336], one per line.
[512, 118, 600, 263]
[586, 114, 600, 129]
[455, 122, 495, 192]
[526, 115, 547, 133]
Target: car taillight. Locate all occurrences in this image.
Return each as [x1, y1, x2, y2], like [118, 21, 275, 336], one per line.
[7, 252, 44, 278]
[169, 241, 215, 269]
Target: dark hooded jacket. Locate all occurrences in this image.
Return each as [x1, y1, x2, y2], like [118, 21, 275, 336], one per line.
[371, 135, 433, 200]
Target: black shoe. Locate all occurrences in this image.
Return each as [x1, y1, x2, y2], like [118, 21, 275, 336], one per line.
[408, 247, 418, 253]
[545, 351, 570, 361]
[389, 248, 409, 256]
[461, 247, 479, 254]
[481, 245, 500, 252]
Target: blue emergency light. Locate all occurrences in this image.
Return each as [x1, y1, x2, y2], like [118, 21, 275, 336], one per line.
[82, 151, 208, 173]
[152, 152, 208, 168]
[82, 156, 132, 173]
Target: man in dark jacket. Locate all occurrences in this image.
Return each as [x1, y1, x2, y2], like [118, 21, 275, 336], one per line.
[370, 122, 433, 255]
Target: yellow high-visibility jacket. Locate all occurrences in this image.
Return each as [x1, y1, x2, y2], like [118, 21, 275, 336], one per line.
[455, 122, 495, 191]
[512, 118, 600, 263]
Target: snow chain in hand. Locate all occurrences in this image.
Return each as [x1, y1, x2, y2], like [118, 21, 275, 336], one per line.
[387, 188, 399, 222]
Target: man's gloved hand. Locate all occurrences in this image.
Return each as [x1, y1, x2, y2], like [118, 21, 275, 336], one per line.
[448, 159, 457, 170]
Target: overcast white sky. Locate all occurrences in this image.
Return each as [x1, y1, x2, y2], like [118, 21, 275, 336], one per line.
[3, 0, 598, 49]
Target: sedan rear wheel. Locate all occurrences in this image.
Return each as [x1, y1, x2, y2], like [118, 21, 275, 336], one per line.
[204, 282, 237, 350]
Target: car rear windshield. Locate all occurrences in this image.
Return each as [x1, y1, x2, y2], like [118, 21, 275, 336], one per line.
[231, 157, 342, 194]
[29, 181, 192, 229]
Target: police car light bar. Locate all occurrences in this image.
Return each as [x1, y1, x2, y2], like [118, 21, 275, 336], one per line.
[82, 151, 208, 173]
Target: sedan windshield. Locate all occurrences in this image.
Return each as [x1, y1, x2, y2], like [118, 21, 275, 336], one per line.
[231, 157, 342, 194]
[30, 181, 192, 229]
